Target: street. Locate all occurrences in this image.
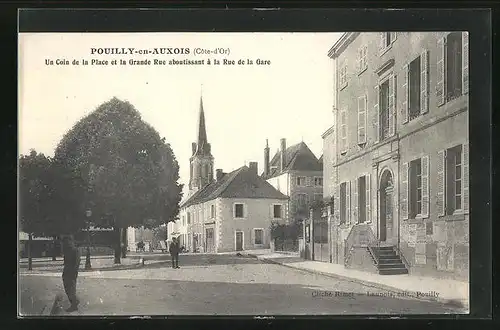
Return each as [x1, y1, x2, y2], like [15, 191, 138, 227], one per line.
[19, 254, 461, 315]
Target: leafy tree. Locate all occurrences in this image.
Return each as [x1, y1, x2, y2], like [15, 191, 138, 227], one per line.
[54, 97, 183, 264]
[19, 150, 87, 267]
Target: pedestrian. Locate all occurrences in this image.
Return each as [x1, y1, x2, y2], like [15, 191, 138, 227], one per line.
[169, 237, 180, 269]
[62, 235, 81, 312]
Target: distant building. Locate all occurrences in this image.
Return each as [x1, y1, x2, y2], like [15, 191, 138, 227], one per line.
[261, 138, 323, 225]
[177, 95, 288, 253]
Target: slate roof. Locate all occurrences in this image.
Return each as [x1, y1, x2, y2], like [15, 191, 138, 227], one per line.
[262, 142, 322, 179]
[181, 165, 288, 209]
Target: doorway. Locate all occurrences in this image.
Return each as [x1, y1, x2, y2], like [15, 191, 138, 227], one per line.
[235, 231, 243, 251]
[379, 170, 394, 242]
[205, 228, 214, 253]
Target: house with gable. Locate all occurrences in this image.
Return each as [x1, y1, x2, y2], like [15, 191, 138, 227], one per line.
[176, 95, 288, 253]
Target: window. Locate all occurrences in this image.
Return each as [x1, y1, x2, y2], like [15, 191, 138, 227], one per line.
[182, 216, 186, 226]
[339, 60, 348, 88]
[402, 156, 429, 219]
[210, 204, 216, 218]
[446, 32, 463, 102]
[234, 203, 244, 218]
[254, 229, 263, 245]
[296, 176, 306, 186]
[340, 182, 347, 224]
[314, 177, 323, 186]
[379, 79, 390, 140]
[380, 32, 397, 53]
[446, 145, 463, 214]
[409, 56, 421, 120]
[438, 32, 468, 105]
[357, 45, 368, 73]
[357, 176, 367, 223]
[273, 204, 282, 218]
[297, 193, 307, 208]
[425, 221, 433, 235]
[187, 213, 191, 225]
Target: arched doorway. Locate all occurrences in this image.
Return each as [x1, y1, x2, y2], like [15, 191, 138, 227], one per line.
[379, 169, 394, 242]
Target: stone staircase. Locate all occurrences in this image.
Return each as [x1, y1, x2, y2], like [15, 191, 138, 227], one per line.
[369, 246, 409, 275]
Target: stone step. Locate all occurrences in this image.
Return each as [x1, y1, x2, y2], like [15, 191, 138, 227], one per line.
[378, 258, 403, 264]
[379, 268, 409, 275]
[378, 262, 406, 269]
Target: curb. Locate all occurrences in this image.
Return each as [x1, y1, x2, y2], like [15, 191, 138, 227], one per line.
[252, 255, 467, 311]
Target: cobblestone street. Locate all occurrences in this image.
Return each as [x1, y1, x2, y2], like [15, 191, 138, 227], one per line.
[19, 254, 462, 315]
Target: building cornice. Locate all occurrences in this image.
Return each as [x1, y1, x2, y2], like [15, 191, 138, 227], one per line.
[321, 125, 335, 139]
[327, 32, 360, 59]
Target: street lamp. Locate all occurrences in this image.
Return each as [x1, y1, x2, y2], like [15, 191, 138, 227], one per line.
[85, 209, 92, 270]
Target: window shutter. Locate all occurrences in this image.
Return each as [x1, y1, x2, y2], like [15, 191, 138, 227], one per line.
[437, 150, 446, 217]
[401, 162, 409, 220]
[341, 108, 347, 153]
[346, 181, 351, 224]
[421, 155, 430, 218]
[353, 178, 358, 224]
[379, 33, 387, 53]
[402, 63, 409, 124]
[420, 49, 429, 114]
[366, 174, 371, 222]
[462, 143, 469, 214]
[334, 184, 340, 221]
[356, 48, 361, 72]
[357, 95, 367, 144]
[462, 32, 469, 95]
[374, 85, 380, 143]
[388, 74, 396, 136]
[436, 36, 446, 106]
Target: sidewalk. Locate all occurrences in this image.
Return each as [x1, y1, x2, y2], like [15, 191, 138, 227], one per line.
[243, 251, 469, 311]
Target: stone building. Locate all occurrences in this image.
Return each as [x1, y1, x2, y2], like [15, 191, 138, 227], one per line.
[177, 95, 288, 253]
[322, 32, 468, 279]
[262, 138, 323, 224]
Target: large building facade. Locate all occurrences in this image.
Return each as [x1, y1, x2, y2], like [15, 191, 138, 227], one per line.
[323, 32, 469, 279]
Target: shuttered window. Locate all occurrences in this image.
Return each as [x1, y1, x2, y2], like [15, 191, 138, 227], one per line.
[380, 32, 397, 54]
[340, 182, 347, 224]
[408, 156, 429, 219]
[357, 94, 367, 144]
[441, 144, 467, 215]
[437, 32, 468, 106]
[401, 163, 409, 220]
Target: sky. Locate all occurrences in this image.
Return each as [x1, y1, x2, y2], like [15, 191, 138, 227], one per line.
[19, 32, 342, 198]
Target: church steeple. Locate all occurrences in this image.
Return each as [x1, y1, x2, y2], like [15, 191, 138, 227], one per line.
[196, 95, 209, 155]
[189, 90, 214, 194]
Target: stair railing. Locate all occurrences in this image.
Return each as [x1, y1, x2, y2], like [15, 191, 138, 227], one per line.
[366, 226, 380, 266]
[343, 225, 356, 266]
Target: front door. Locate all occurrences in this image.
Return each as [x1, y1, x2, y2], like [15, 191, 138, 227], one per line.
[205, 228, 214, 253]
[235, 231, 243, 251]
[380, 188, 393, 242]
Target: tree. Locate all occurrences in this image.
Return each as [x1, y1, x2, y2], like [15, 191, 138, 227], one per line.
[54, 97, 183, 264]
[19, 150, 51, 269]
[19, 151, 86, 267]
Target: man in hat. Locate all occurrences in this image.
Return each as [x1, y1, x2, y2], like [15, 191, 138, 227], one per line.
[169, 237, 180, 269]
[62, 235, 81, 312]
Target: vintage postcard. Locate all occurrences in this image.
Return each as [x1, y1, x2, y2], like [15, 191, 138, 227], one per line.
[18, 29, 470, 316]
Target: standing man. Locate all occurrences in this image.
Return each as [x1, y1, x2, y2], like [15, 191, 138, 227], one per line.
[169, 237, 180, 269]
[62, 235, 81, 312]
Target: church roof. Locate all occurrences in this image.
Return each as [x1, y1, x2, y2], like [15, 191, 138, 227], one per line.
[262, 142, 322, 179]
[181, 165, 288, 209]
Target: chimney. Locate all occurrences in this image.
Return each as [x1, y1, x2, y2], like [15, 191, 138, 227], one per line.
[216, 169, 224, 181]
[249, 162, 258, 176]
[191, 142, 197, 155]
[264, 139, 270, 176]
[280, 138, 286, 172]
